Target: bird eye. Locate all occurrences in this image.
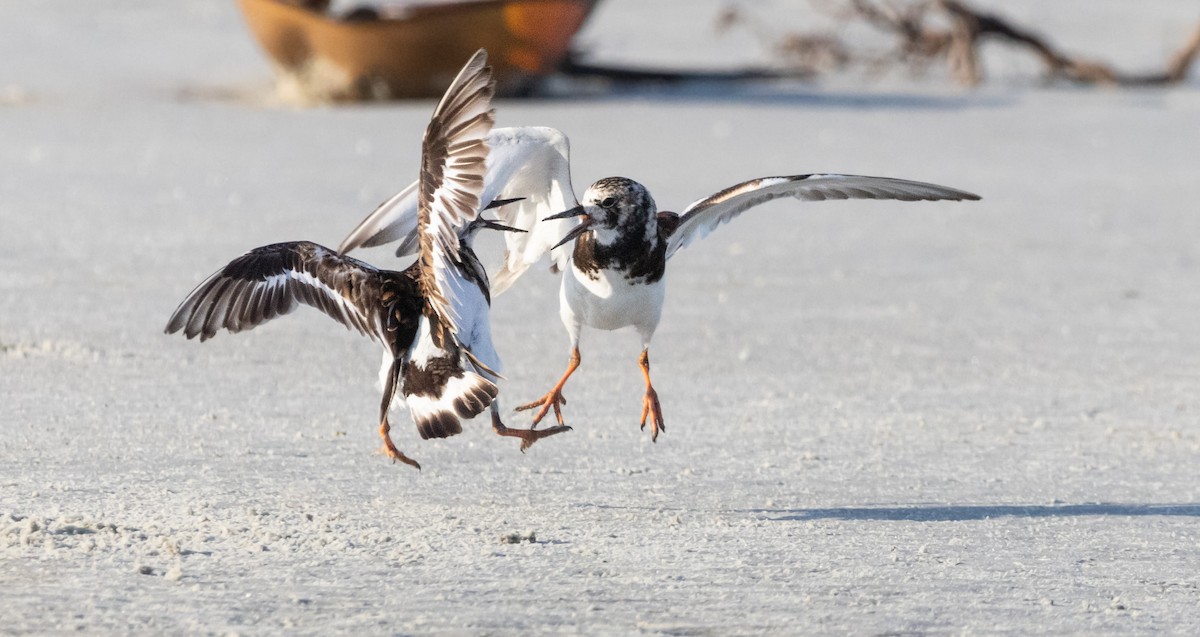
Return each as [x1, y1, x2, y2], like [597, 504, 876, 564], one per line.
[599, 197, 616, 208]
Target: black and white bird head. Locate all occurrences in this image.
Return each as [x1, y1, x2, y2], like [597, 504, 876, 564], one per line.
[547, 177, 658, 249]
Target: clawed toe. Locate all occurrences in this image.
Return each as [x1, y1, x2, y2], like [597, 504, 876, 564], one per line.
[379, 419, 421, 470]
[514, 390, 567, 427]
[383, 446, 422, 470]
[515, 391, 566, 411]
[516, 348, 580, 428]
[493, 417, 572, 451]
[639, 387, 665, 442]
[636, 350, 665, 442]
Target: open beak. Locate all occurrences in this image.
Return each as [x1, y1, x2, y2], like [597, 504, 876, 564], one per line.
[484, 197, 525, 211]
[478, 217, 526, 233]
[545, 205, 593, 250]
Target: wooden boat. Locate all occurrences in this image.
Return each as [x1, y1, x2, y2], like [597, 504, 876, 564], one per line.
[237, 0, 600, 101]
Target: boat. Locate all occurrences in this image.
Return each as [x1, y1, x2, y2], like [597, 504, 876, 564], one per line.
[237, 0, 600, 101]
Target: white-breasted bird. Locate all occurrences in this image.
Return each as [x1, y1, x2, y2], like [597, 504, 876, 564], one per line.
[338, 126, 980, 443]
[165, 50, 568, 469]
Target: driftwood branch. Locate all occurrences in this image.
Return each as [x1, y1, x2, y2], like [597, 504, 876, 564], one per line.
[722, 0, 1200, 87]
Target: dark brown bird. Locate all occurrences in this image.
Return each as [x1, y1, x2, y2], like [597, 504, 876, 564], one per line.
[165, 49, 568, 469]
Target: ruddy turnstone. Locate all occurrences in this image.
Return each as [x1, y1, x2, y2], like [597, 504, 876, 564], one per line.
[337, 126, 980, 443]
[165, 50, 568, 469]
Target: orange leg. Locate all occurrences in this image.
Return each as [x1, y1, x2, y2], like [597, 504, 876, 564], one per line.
[638, 349, 665, 442]
[378, 358, 420, 470]
[491, 404, 572, 452]
[515, 347, 581, 427]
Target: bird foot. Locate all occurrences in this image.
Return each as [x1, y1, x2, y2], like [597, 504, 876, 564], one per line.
[493, 415, 572, 452]
[379, 419, 421, 470]
[514, 389, 568, 428]
[639, 386, 665, 442]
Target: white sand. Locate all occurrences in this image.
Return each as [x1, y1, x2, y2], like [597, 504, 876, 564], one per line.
[2, 1, 1199, 634]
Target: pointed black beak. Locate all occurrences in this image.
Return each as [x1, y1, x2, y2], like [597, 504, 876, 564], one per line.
[485, 197, 525, 211]
[550, 216, 594, 250]
[542, 204, 587, 222]
[477, 217, 526, 233]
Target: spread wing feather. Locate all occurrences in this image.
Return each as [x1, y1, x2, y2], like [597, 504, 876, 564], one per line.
[416, 48, 495, 335]
[164, 241, 386, 342]
[665, 174, 980, 259]
[477, 127, 580, 293]
[339, 181, 421, 255]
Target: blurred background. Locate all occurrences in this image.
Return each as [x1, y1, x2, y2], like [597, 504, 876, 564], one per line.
[3, 0, 1196, 105]
[3, 2, 1200, 634]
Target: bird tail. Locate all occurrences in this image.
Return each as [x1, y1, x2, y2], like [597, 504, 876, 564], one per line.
[403, 368, 498, 440]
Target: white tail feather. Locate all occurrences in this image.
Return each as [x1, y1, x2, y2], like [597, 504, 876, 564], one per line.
[405, 372, 497, 440]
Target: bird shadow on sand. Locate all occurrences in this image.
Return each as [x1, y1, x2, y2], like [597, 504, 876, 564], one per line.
[754, 503, 1200, 522]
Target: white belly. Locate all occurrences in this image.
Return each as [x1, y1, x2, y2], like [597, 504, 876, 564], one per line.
[456, 282, 502, 378]
[561, 262, 665, 337]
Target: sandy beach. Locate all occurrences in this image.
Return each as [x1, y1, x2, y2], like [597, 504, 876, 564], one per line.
[3, 1, 1199, 634]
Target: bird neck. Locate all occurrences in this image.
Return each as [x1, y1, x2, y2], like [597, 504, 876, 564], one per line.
[573, 221, 666, 284]
[456, 238, 492, 305]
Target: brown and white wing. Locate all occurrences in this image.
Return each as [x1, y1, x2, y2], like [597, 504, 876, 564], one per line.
[338, 180, 420, 256]
[665, 174, 980, 259]
[164, 241, 382, 342]
[416, 48, 495, 335]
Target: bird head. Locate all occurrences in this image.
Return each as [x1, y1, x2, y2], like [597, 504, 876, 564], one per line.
[545, 177, 657, 249]
[463, 215, 525, 240]
[461, 197, 527, 242]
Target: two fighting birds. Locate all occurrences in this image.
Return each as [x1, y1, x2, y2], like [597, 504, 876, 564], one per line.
[167, 49, 980, 469]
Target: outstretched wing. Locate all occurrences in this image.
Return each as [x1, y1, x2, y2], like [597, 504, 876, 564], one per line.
[416, 48, 495, 336]
[478, 127, 580, 293]
[339, 180, 421, 256]
[665, 174, 980, 259]
[337, 126, 580, 294]
[164, 241, 385, 342]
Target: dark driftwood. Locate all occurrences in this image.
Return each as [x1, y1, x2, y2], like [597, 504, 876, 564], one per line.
[934, 0, 1199, 86]
[723, 0, 1200, 87]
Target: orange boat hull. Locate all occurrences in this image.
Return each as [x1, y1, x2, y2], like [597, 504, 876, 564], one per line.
[237, 0, 598, 101]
